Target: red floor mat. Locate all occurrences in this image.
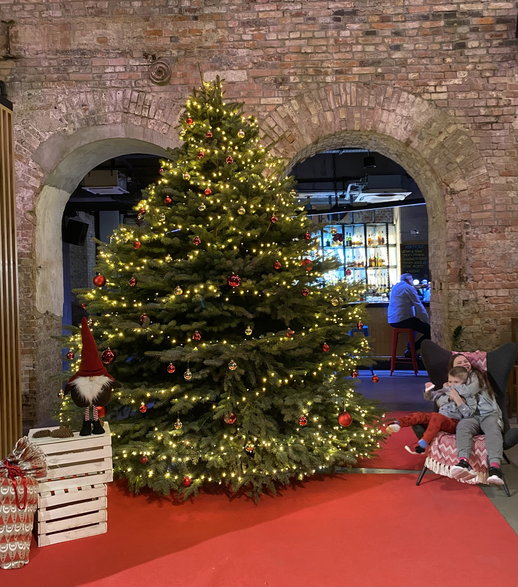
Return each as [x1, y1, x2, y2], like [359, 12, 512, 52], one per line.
[5, 473, 517, 587]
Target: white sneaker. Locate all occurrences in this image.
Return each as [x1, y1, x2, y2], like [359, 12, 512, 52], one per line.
[386, 422, 401, 434]
[451, 460, 477, 480]
[487, 467, 505, 486]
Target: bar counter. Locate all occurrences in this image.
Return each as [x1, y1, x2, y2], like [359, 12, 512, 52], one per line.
[361, 302, 430, 357]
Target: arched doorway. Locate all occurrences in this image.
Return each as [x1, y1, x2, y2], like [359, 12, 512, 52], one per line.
[290, 146, 430, 361]
[31, 130, 171, 426]
[262, 83, 491, 349]
[62, 153, 162, 329]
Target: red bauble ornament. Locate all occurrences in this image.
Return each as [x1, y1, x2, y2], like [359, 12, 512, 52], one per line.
[205, 130, 213, 138]
[140, 456, 149, 464]
[186, 117, 194, 125]
[96, 406, 106, 418]
[197, 150, 205, 159]
[133, 240, 142, 249]
[357, 321, 364, 329]
[273, 260, 282, 270]
[227, 274, 241, 288]
[101, 348, 115, 364]
[182, 476, 192, 487]
[346, 269, 352, 276]
[338, 411, 353, 427]
[192, 330, 202, 341]
[298, 415, 308, 427]
[204, 187, 212, 196]
[244, 444, 255, 456]
[301, 287, 310, 297]
[304, 232, 311, 240]
[270, 215, 278, 223]
[224, 412, 237, 425]
[138, 207, 146, 216]
[93, 273, 106, 287]
[66, 349, 75, 360]
[167, 363, 176, 374]
[159, 167, 164, 173]
[139, 403, 147, 414]
[351, 369, 359, 378]
[225, 156, 234, 164]
[129, 276, 137, 287]
[192, 236, 202, 246]
[286, 328, 295, 338]
[139, 313, 149, 325]
[372, 374, 380, 383]
[80, 303, 87, 309]
[164, 195, 173, 204]
[301, 258, 313, 271]
[322, 343, 330, 352]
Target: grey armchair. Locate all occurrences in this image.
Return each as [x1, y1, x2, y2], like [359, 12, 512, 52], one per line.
[414, 340, 518, 496]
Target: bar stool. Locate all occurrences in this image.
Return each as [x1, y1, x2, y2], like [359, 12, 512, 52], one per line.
[390, 328, 419, 375]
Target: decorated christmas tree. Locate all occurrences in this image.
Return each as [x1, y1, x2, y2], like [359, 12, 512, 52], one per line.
[60, 78, 384, 500]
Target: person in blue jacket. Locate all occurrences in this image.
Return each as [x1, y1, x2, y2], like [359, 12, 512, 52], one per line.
[388, 273, 431, 354]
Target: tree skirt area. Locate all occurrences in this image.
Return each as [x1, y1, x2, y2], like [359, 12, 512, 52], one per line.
[4, 473, 517, 587]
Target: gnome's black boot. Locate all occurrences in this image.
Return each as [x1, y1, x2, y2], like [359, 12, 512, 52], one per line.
[80, 419, 92, 436]
[92, 419, 105, 435]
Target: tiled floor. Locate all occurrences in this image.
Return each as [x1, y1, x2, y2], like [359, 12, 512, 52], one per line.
[355, 369, 518, 534]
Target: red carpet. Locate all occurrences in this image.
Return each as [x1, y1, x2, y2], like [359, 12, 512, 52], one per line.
[355, 411, 425, 470]
[3, 473, 517, 587]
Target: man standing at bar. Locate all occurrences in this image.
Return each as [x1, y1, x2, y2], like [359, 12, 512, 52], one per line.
[388, 273, 431, 355]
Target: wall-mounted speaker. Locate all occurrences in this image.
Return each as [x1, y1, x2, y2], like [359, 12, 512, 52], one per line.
[62, 219, 89, 245]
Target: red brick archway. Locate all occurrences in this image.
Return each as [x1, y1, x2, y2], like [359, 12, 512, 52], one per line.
[261, 82, 491, 347]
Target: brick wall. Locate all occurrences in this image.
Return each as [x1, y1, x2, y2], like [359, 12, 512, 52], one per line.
[0, 1, 516, 427]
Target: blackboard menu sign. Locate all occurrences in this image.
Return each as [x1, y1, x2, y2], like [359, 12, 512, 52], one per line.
[400, 244, 429, 280]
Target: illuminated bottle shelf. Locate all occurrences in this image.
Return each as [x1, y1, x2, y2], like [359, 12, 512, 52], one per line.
[316, 222, 398, 301]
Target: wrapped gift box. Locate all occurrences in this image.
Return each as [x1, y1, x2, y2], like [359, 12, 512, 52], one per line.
[0, 437, 47, 569]
[0, 477, 39, 569]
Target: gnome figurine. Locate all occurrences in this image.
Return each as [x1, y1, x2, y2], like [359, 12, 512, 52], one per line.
[64, 317, 119, 436]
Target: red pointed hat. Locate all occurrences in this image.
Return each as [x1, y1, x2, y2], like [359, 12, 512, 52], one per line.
[68, 317, 113, 381]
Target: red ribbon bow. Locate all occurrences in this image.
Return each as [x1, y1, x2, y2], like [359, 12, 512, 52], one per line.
[3, 459, 29, 510]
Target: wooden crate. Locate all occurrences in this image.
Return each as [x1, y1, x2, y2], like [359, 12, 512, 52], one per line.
[28, 422, 112, 547]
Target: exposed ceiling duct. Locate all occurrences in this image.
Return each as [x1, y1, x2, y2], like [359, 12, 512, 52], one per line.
[81, 170, 129, 195]
[296, 174, 412, 206]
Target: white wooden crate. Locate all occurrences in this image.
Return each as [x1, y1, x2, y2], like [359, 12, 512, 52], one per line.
[28, 422, 112, 547]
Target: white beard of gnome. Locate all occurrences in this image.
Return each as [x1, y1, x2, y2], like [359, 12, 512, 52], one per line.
[65, 317, 119, 436]
[68, 375, 113, 405]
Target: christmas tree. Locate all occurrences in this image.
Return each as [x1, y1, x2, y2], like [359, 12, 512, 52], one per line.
[60, 78, 384, 500]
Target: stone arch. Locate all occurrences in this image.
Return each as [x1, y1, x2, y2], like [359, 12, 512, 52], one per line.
[22, 88, 186, 317]
[14, 89, 183, 425]
[33, 128, 173, 316]
[261, 82, 491, 346]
